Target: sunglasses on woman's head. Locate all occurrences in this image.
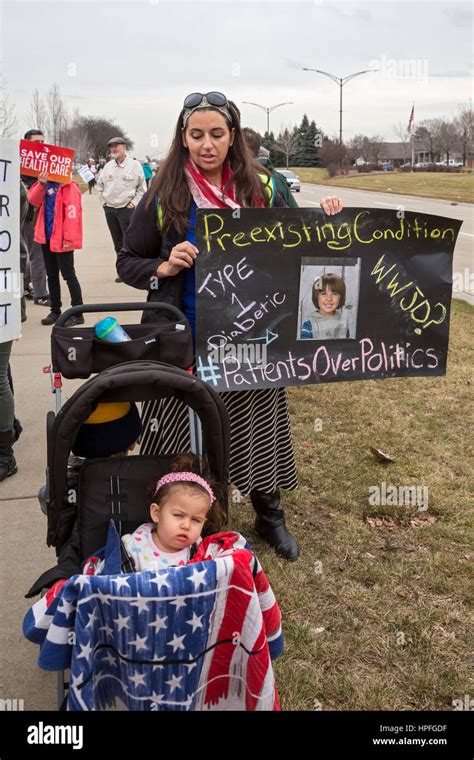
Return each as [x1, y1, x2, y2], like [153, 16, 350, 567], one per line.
[183, 91, 228, 108]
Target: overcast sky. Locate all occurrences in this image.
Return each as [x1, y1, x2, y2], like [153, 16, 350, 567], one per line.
[3, 0, 473, 157]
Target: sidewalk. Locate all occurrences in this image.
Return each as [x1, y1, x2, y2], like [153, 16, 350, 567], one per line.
[0, 192, 144, 710]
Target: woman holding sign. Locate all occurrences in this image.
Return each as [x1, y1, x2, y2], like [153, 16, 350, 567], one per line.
[117, 92, 343, 561]
[27, 171, 85, 326]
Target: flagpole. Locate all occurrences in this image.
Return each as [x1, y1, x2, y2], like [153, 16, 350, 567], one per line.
[411, 101, 415, 170]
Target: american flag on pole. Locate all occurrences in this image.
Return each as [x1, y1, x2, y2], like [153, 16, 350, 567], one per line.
[23, 528, 283, 711]
[407, 105, 414, 134]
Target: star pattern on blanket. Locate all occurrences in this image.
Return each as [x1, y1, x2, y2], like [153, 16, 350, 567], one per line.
[23, 529, 284, 711]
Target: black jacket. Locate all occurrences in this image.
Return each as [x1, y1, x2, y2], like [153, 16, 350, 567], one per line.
[116, 188, 286, 325]
[21, 174, 38, 223]
[116, 190, 184, 324]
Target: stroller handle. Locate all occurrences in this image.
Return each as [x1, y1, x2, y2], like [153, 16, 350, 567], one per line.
[55, 302, 187, 327]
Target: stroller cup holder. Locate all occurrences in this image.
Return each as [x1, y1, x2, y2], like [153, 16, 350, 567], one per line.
[50, 302, 193, 380]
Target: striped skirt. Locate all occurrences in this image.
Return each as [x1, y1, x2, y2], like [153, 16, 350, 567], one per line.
[140, 387, 298, 495]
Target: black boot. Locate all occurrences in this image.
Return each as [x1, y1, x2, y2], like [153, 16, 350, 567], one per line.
[41, 310, 61, 326]
[12, 417, 22, 444]
[250, 488, 300, 561]
[0, 430, 18, 481]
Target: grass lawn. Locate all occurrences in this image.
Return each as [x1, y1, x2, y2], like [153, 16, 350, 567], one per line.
[285, 166, 474, 205]
[229, 298, 473, 710]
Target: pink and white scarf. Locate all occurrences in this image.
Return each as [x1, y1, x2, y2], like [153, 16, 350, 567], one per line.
[184, 157, 265, 209]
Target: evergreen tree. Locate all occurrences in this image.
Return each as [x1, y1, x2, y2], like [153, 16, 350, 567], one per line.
[294, 114, 321, 166]
[262, 130, 284, 165]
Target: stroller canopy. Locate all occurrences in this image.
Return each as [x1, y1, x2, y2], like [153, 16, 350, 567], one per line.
[46, 360, 230, 548]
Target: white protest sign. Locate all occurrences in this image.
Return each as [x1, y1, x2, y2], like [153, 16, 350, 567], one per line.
[77, 164, 95, 184]
[0, 138, 21, 343]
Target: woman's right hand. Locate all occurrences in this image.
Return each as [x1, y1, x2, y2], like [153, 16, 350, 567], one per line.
[156, 241, 198, 278]
[38, 171, 48, 185]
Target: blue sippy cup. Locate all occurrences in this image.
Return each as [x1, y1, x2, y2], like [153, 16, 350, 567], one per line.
[95, 316, 131, 343]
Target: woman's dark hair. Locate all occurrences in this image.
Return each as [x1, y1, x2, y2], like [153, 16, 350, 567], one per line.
[148, 451, 226, 537]
[312, 273, 346, 310]
[242, 127, 262, 157]
[146, 100, 271, 236]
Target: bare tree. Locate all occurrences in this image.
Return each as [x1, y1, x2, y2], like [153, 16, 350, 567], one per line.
[368, 134, 385, 165]
[392, 121, 411, 162]
[319, 137, 350, 177]
[65, 109, 94, 163]
[454, 100, 473, 166]
[0, 74, 18, 138]
[44, 83, 69, 145]
[433, 118, 461, 163]
[64, 114, 133, 162]
[415, 119, 442, 162]
[273, 126, 299, 168]
[348, 134, 371, 163]
[26, 89, 48, 134]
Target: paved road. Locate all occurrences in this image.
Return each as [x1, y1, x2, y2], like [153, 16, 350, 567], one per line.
[0, 184, 472, 711]
[296, 182, 474, 304]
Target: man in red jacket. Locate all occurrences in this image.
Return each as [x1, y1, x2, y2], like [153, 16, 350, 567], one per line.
[27, 171, 85, 326]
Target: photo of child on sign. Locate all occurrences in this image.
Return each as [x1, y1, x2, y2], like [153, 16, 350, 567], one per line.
[297, 258, 360, 341]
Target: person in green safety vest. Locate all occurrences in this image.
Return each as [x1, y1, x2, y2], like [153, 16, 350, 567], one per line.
[242, 127, 299, 208]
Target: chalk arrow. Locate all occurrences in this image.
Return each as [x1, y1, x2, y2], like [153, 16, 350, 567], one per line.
[247, 329, 279, 346]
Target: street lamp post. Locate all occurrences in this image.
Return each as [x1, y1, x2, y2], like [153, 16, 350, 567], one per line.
[242, 101, 294, 136]
[302, 68, 377, 173]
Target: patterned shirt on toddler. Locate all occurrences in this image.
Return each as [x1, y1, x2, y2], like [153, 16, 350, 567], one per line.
[122, 522, 191, 571]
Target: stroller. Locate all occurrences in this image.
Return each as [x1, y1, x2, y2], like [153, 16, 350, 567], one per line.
[26, 302, 238, 709]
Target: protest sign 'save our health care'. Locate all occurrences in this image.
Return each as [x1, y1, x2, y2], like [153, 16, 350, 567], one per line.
[195, 207, 462, 392]
[19, 139, 74, 184]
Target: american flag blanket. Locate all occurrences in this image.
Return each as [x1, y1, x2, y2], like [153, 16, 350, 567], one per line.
[23, 523, 283, 711]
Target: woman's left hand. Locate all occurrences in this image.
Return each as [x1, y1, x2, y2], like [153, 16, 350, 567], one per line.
[320, 196, 343, 215]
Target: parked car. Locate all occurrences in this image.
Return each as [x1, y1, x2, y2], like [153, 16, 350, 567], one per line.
[381, 162, 394, 172]
[278, 170, 301, 192]
[436, 159, 463, 167]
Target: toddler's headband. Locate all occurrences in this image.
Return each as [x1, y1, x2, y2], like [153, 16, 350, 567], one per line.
[155, 472, 215, 504]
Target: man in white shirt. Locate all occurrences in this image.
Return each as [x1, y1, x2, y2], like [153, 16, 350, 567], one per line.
[96, 136, 146, 282]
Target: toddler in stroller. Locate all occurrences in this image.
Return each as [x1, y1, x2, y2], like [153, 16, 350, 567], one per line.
[122, 452, 227, 572]
[24, 355, 284, 711]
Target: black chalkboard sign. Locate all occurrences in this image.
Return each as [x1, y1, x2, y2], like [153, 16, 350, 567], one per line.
[195, 207, 462, 392]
